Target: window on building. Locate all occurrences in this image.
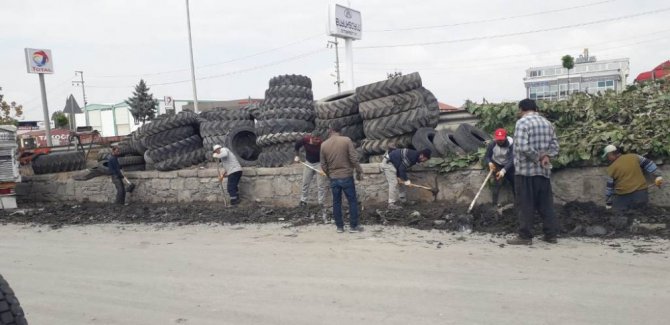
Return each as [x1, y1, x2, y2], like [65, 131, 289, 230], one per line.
[606, 80, 614, 87]
[598, 81, 606, 88]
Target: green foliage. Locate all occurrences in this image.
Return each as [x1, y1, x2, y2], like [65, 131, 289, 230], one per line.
[51, 110, 69, 128]
[466, 80, 670, 169]
[0, 89, 24, 125]
[428, 147, 487, 173]
[125, 79, 158, 124]
[561, 55, 575, 70]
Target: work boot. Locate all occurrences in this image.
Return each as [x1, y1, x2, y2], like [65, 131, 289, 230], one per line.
[231, 198, 240, 205]
[506, 236, 532, 245]
[349, 226, 364, 233]
[299, 201, 307, 207]
[542, 236, 558, 244]
[336, 227, 344, 233]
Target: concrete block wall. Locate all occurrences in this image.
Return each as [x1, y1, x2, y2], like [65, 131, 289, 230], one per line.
[15, 164, 669, 207]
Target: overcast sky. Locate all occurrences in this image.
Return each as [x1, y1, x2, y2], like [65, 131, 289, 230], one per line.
[1, 0, 669, 120]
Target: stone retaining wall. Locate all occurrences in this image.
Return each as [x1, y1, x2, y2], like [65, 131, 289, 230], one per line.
[15, 164, 669, 207]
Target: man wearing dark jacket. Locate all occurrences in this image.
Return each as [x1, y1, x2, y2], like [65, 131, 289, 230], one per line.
[108, 146, 126, 205]
[484, 128, 515, 206]
[381, 148, 431, 209]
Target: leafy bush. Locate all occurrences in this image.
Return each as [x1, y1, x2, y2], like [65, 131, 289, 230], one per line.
[465, 80, 670, 168]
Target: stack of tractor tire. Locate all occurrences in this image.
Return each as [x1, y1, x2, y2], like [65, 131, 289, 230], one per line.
[97, 138, 147, 172]
[198, 106, 261, 166]
[313, 90, 364, 142]
[31, 151, 87, 175]
[138, 111, 206, 171]
[256, 74, 316, 167]
[431, 123, 491, 157]
[356, 72, 439, 159]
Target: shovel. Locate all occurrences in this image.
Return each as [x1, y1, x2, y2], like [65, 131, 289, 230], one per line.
[399, 179, 439, 201]
[299, 161, 326, 176]
[467, 170, 494, 214]
[216, 163, 229, 207]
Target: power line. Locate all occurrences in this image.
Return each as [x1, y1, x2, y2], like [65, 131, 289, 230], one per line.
[368, 0, 617, 32]
[90, 33, 323, 79]
[357, 7, 670, 49]
[355, 28, 670, 67]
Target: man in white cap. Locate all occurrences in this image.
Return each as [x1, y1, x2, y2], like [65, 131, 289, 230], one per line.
[213, 145, 242, 205]
[603, 144, 663, 211]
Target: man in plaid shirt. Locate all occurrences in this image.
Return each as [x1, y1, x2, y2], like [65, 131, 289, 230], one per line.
[508, 99, 560, 245]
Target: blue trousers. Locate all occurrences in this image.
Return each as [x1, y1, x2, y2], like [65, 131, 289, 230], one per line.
[330, 177, 359, 229]
[227, 171, 242, 200]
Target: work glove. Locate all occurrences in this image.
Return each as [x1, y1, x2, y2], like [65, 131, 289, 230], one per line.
[655, 176, 663, 187]
[404, 180, 411, 186]
[488, 162, 496, 172]
[496, 169, 506, 181]
[605, 204, 612, 210]
[294, 156, 300, 163]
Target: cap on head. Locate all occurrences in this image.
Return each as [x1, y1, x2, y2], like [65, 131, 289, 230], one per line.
[602, 144, 617, 158]
[212, 145, 222, 152]
[494, 128, 507, 141]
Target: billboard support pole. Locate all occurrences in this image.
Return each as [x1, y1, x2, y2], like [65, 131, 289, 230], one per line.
[345, 38, 354, 90]
[38, 73, 53, 147]
[185, 0, 199, 113]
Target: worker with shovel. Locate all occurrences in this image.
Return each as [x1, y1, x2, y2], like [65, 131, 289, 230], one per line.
[508, 99, 559, 245]
[381, 148, 431, 210]
[294, 132, 328, 209]
[213, 145, 242, 205]
[484, 128, 515, 207]
[603, 144, 663, 211]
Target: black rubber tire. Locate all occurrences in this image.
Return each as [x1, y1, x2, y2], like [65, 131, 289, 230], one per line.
[129, 132, 147, 155]
[314, 91, 358, 119]
[355, 72, 422, 102]
[202, 135, 229, 152]
[257, 150, 295, 168]
[123, 164, 146, 172]
[340, 123, 365, 141]
[262, 97, 314, 110]
[433, 130, 466, 157]
[255, 119, 315, 136]
[199, 108, 252, 121]
[200, 120, 254, 138]
[453, 123, 491, 153]
[314, 114, 363, 129]
[239, 103, 261, 120]
[258, 108, 315, 121]
[155, 148, 207, 171]
[356, 147, 369, 164]
[358, 88, 424, 120]
[363, 106, 429, 140]
[32, 151, 86, 175]
[118, 155, 145, 167]
[224, 126, 261, 167]
[256, 132, 307, 147]
[141, 125, 196, 150]
[146, 134, 203, 162]
[265, 85, 313, 100]
[140, 111, 199, 136]
[116, 141, 138, 157]
[417, 87, 440, 128]
[0, 274, 28, 325]
[412, 127, 438, 154]
[360, 134, 414, 155]
[143, 151, 154, 165]
[269, 74, 312, 88]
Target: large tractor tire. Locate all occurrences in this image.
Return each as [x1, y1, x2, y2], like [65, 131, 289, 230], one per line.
[355, 72, 422, 102]
[32, 151, 86, 175]
[0, 274, 28, 325]
[269, 74, 312, 88]
[453, 123, 491, 153]
[358, 88, 425, 120]
[314, 91, 358, 119]
[433, 130, 467, 157]
[224, 126, 261, 167]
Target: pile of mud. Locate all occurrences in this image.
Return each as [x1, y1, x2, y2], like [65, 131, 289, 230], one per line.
[0, 201, 668, 238]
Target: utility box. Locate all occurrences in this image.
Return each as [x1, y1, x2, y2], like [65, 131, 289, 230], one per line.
[0, 126, 20, 209]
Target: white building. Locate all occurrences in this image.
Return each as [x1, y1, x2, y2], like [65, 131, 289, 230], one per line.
[523, 49, 630, 101]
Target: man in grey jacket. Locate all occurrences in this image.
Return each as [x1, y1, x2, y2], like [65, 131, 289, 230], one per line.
[213, 145, 242, 205]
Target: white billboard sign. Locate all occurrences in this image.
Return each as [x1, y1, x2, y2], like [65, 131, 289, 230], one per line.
[328, 4, 362, 40]
[164, 96, 175, 109]
[24, 48, 54, 74]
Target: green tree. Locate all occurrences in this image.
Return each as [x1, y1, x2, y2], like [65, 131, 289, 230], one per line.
[51, 110, 69, 129]
[562, 55, 575, 98]
[0, 87, 24, 125]
[125, 79, 157, 124]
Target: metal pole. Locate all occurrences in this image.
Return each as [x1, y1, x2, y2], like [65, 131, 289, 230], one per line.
[344, 38, 355, 90]
[39, 73, 53, 147]
[75, 71, 89, 126]
[185, 0, 199, 113]
[328, 37, 343, 93]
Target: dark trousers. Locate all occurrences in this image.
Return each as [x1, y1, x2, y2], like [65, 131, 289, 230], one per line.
[227, 171, 242, 200]
[515, 175, 558, 239]
[112, 176, 125, 205]
[492, 164, 515, 205]
[612, 189, 648, 211]
[330, 177, 359, 229]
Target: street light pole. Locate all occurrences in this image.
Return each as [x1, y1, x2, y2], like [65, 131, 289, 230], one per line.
[73, 71, 88, 126]
[185, 0, 199, 113]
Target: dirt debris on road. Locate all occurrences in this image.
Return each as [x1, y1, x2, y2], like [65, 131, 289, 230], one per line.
[1, 200, 668, 239]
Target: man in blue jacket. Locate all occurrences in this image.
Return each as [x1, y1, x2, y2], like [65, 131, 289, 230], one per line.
[380, 148, 431, 210]
[484, 128, 515, 206]
[107, 146, 126, 205]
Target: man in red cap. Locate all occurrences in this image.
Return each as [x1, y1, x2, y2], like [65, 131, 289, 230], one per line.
[484, 128, 515, 206]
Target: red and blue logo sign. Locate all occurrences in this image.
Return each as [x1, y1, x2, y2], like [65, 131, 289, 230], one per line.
[32, 50, 49, 67]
